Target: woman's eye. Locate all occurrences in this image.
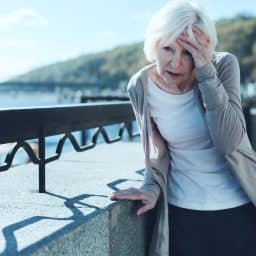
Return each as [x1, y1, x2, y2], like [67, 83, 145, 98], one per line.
[183, 50, 192, 57]
[163, 46, 173, 52]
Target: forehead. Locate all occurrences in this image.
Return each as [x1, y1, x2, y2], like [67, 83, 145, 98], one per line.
[157, 38, 183, 49]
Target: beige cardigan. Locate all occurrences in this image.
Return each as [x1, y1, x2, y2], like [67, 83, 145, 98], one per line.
[127, 52, 256, 256]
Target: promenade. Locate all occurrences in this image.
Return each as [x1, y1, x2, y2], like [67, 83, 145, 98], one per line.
[0, 140, 151, 256]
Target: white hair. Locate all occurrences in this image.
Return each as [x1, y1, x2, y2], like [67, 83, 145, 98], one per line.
[144, 0, 218, 62]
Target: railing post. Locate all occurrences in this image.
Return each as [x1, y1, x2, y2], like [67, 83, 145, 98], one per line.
[81, 130, 88, 145]
[0, 102, 139, 189]
[127, 122, 133, 139]
[80, 97, 88, 146]
[39, 129, 46, 193]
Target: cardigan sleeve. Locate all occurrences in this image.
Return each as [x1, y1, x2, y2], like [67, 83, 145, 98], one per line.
[127, 75, 161, 199]
[195, 53, 247, 155]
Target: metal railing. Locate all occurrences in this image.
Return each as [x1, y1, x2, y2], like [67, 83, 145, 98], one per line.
[0, 102, 139, 192]
[80, 96, 130, 144]
[1, 97, 255, 194]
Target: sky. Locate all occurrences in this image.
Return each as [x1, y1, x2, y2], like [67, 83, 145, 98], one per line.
[0, 0, 255, 82]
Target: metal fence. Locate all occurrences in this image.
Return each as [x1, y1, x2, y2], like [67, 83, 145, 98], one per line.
[80, 96, 130, 145]
[1, 97, 256, 193]
[0, 102, 139, 193]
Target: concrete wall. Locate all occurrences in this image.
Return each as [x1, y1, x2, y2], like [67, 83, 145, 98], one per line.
[0, 141, 154, 256]
[28, 201, 154, 256]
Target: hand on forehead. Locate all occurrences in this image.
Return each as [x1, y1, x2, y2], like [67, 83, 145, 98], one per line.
[177, 28, 210, 50]
[179, 26, 209, 42]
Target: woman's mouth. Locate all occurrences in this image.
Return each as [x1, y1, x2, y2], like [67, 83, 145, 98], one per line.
[166, 70, 183, 78]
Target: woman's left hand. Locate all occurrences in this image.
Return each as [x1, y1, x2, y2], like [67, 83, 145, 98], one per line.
[177, 26, 212, 68]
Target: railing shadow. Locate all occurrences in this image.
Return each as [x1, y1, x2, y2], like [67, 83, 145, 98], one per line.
[1, 172, 144, 256]
[1, 192, 106, 256]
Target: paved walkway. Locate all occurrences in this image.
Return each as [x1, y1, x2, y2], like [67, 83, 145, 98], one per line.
[0, 141, 145, 255]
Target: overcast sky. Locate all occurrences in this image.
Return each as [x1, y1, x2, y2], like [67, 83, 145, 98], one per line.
[0, 0, 255, 81]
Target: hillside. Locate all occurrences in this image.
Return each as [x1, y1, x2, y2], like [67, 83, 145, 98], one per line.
[9, 14, 256, 89]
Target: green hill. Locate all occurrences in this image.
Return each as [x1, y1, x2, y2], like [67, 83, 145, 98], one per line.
[216, 14, 256, 82]
[9, 14, 256, 89]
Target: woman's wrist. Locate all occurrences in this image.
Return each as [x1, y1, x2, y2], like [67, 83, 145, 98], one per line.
[195, 61, 216, 83]
[140, 183, 160, 200]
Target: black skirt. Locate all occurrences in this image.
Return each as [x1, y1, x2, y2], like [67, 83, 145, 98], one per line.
[168, 202, 256, 256]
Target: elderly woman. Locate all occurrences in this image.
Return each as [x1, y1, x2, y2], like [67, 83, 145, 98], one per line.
[110, 1, 256, 255]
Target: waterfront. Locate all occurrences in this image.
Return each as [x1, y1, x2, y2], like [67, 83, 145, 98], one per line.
[0, 92, 134, 165]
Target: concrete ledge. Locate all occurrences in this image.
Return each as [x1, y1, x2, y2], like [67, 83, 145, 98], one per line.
[0, 141, 153, 255]
[109, 201, 154, 256]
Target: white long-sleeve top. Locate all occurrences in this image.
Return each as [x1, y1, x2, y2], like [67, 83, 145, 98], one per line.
[147, 77, 250, 210]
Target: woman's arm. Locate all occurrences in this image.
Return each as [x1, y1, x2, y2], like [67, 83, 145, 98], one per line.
[110, 75, 161, 215]
[195, 53, 247, 155]
[177, 28, 246, 155]
[127, 75, 161, 199]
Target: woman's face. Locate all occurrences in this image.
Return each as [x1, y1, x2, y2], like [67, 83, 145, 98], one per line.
[154, 39, 195, 88]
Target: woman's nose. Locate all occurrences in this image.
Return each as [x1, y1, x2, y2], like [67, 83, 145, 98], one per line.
[171, 53, 182, 68]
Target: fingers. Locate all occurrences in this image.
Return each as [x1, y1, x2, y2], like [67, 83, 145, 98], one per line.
[177, 27, 208, 50]
[178, 34, 198, 49]
[136, 204, 152, 216]
[192, 27, 209, 47]
[109, 188, 156, 216]
[193, 27, 208, 39]
[109, 187, 145, 201]
[177, 37, 197, 57]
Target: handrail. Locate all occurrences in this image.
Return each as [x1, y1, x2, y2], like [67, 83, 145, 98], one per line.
[80, 96, 130, 144]
[0, 102, 139, 192]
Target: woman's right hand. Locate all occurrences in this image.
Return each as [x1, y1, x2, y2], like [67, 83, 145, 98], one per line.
[109, 187, 159, 215]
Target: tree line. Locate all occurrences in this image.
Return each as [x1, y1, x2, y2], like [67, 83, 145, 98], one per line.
[10, 14, 256, 91]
